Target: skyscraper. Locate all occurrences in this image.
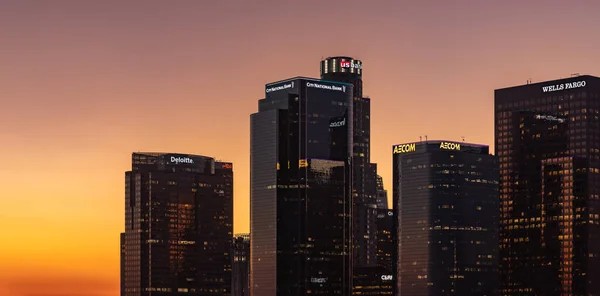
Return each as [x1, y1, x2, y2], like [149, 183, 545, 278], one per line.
[392, 140, 499, 296]
[376, 175, 388, 209]
[321, 56, 381, 267]
[375, 209, 393, 273]
[495, 75, 600, 295]
[120, 153, 233, 296]
[232, 234, 250, 296]
[250, 77, 354, 296]
[352, 266, 393, 295]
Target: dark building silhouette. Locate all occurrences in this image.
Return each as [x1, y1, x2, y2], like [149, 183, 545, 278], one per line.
[120, 233, 126, 295]
[232, 234, 250, 296]
[392, 141, 499, 296]
[321, 56, 381, 268]
[120, 153, 233, 296]
[375, 209, 393, 273]
[352, 266, 393, 295]
[250, 77, 353, 296]
[376, 175, 388, 210]
[495, 75, 600, 295]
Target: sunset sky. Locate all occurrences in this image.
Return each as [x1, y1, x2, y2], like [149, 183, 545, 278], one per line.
[1, 0, 600, 295]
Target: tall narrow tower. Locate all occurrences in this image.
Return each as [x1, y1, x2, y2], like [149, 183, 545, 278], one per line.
[321, 57, 380, 268]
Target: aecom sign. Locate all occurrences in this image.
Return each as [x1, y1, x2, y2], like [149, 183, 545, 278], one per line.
[393, 142, 462, 154]
[393, 143, 416, 154]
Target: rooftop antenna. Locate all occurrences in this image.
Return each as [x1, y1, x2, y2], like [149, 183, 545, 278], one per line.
[461, 136, 465, 142]
[419, 136, 422, 142]
[425, 135, 428, 142]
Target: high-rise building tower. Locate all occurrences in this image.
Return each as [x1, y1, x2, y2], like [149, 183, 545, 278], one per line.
[352, 266, 393, 295]
[375, 209, 393, 273]
[392, 140, 499, 296]
[321, 56, 380, 267]
[120, 153, 233, 296]
[232, 234, 250, 296]
[495, 75, 600, 295]
[250, 77, 354, 296]
[376, 175, 388, 210]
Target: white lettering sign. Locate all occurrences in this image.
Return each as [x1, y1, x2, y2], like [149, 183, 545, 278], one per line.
[266, 82, 294, 93]
[340, 61, 362, 70]
[306, 82, 345, 92]
[535, 114, 565, 123]
[329, 118, 346, 127]
[381, 275, 393, 281]
[311, 277, 327, 283]
[171, 156, 194, 164]
[542, 80, 586, 93]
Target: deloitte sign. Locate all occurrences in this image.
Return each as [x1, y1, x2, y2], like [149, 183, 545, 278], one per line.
[169, 156, 194, 164]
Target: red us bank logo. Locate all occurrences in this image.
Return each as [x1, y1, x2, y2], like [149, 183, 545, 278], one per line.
[340, 60, 362, 69]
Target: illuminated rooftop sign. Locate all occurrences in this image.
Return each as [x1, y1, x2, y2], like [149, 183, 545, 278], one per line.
[306, 82, 346, 92]
[170, 156, 193, 164]
[393, 143, 416, 154]
[439, 142, 460, 151]
[542, 80, 586, 93]
[340, 60, 362, 69]
[266, 82, 294, 93]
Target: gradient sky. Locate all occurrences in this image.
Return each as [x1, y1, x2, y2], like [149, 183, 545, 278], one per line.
[1, 0, 600, 295]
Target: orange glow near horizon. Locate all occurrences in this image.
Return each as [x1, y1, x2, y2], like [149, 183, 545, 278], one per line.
[2, 1, 600, 295]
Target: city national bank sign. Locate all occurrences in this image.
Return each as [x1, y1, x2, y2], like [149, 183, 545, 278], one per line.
[542, 80, 586, 93]
[266, 82, 294, 93]
[306, 82, 346, 92]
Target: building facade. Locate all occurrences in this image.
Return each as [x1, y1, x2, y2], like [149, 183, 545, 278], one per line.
[392, 141, 499, 296]
[376, 175, 388, 210]
[352, 266, 393, 295]
[250, 77, 354, 296]
[232, 234, 250, 296]
[321, 56, 381, 268]
[375, 209, 393, 273]
[495, 75, 600, 295]
[120, 153, 233, 296]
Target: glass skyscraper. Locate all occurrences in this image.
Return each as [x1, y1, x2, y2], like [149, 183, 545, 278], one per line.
[392, 141, 499, 296]
[495, 75, 600, 295]
[321, 56, 381, 268]
[250, 77, 354, 295]
[120, 153, 233, 296]
[232, 233, 250, 296]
